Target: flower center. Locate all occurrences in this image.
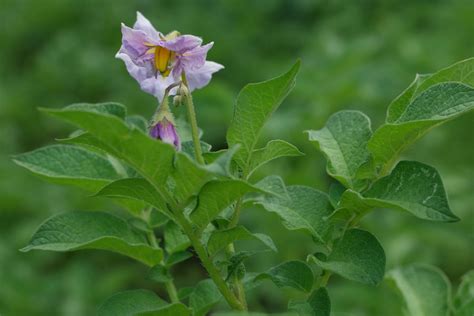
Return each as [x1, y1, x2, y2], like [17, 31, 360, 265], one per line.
[154, 46, 175, 77]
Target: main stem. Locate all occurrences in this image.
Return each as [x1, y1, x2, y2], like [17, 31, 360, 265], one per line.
[181, 74, 204, 164]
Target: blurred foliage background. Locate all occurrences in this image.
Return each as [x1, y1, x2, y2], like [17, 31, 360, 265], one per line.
[0, 0, 473, 315]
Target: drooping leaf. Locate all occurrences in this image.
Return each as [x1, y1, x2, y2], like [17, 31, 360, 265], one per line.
[22, 211, 163, 266]
[454, 270, 474, 316]
[227, 61, 300, 169]
[189, 279, 222, 316]
[165, 251, 193, 267]
[97, 289, 166, 316]
[12, 144, 121, 191]
[307, 110, 372, 189]
[94, 178, 168, 216]
[387, 264, 451, 316]
[190, 179, 262, 230]
[42, 103, 175, 197]
[339, 161, 458, 222]
[135, 303, 190, 316]
[207, 226, 277, 256]
[369, 82, 474, 173]
[164, 221, 190, 254]
[311, 229, 385, 285]
[247, 139, 303, 178]
[256, 260, 314, 292]
[289, 287, 331, 316]
[256, 185, 333, 241]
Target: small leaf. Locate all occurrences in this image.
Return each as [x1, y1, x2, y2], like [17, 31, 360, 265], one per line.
[165, 251, 193, 267]
[307, 111, 372, 189]
[164, 221, 190, 254]
[148, 265, 172, 283]
[97, 289, 166, 316]
[190, 179, 262, 229]
[189, 279, 222, 316]
[454, 270, 474, 316]
[247, 139, 303, 178]
[257, 185, 333, 241]
[257, 260, 314, 292]
[342, 161, 459, 222]
[289, 287, 331, 316]
[22, 211, 163, 266]
[94, 178, 168, 216]
[369, 82, 474, 172]
[387, 264, 451, 316]
[225, 251, 256, 281]
[227, 61, 300, 169]
[135, 303, 190, 316]
[207, 226, 277, 256]
[12, 144, 121, 191]
[311, 229, 385, 285]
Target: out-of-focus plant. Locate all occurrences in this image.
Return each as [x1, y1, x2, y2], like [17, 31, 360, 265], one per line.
[12, 12, 473, 316]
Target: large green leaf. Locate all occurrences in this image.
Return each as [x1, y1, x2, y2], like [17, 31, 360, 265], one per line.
[387, 58, 474, 122]
[307, 111, 372, 189]
[42, 103, 175, 196]
[136, 303, 190, 316]
[189, 279, 222, 316]
[97, 289, 166, 316]
[207, 226, 277, 256]
[247, 139, 303, 178]
[311, 229, 385, 285]
[337, 161, 458, 222]
[227, 61, 300, 169]
[22, 211, 163, 266]
[387, 264, 451, 316]
[289, 287, 331, 316]
[190, 179, 262, 230]
[369, 82, 474, 172]
[164, 221, 190, 254]
[12, 144, 121, 191]
[256, 185, 333, 241]
[94, 178, 168, 215]
[454, 270, 474, 316]
[256, 260, 314, 292]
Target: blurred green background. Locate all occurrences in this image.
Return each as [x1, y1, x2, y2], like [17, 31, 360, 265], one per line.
[1, 0, 473, 315]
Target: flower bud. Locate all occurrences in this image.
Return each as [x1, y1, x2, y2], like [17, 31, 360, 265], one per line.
[149, 118, 181, 150]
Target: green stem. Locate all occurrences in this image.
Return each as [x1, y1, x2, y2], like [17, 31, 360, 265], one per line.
[173, 210, 245, 310]
[181, 74, 204, 164]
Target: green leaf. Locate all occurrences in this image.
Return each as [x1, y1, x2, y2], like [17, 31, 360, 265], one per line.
[190, 179, 262, 229]
[247, 139, 303, 178]
[311, 229, 385, 285]
[307, 110, 372, 189]
[148, 265, 172, 283]
[225, 251, 256, 281]
[387, 264, 451, 316]
[126, 115, 148, 132]
[369, 82, 474, 172]
[164, 221, 190, 254]
[12, 144, 121, 191]
[256, 185, 333, 241]
[97, 289, 167, 316]
[207, 226, 277, 256]
[387, 58, 474, 123]
[340, 161, 458, 222]
[136, 303, 190, 316]
[94, 178, 168, 216]
[227, 61, 300, 169]
[189, 279, 222, 316]
[454, 270, 474, 316]
[22, 211, 163, 266]
[256, 260, 314, 292]
[42, 103, 175, 195]
[289, 287, 331, 316]
[165, 251, 193, 267]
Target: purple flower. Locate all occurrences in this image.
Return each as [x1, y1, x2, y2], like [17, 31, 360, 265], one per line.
[150, 118, 181, 150]
[116, 12, 224, 100]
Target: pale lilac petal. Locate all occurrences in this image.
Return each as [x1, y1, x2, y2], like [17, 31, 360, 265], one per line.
[179, 42, 213, 70]
[185, 61, 224, 91]
[134, 11, 162, 42]
[120, 24, 150, 60]
[161, 35, 203, 53]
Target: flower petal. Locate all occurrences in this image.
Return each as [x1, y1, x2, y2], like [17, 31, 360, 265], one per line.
[134, 11, 162, 42]
[185, 61, 224, 91]
[120, 24, 151, 60]
[162, 35, 203, 53]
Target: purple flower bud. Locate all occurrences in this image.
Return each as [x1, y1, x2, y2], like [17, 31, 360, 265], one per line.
[149, 118, 181, 150]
